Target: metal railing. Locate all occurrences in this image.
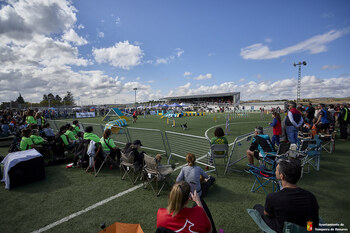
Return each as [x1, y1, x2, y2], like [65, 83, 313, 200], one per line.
[125, 127, 168, 156]
[224, 126, 273, 175]
[165, 131, 216, 174]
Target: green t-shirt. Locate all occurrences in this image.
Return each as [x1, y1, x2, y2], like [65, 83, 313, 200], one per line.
[210, 136, 228, 145]
[26, 116, 37, 125]
[20, 137, 34, 151]
[60, 134, 69, 146]
[84, 132, 100, 143]
[72, 125, 80, 135]
[100, 137, 116, 152]
[30, 135, 45, 145]
[210, 136, 228, 155]
[65, 130, 77, 141]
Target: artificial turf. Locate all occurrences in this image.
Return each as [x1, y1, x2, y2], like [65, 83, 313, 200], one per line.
[0, 113, 349, 233]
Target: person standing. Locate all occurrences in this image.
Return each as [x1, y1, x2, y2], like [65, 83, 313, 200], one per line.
[269, 112, 282, 147]
[305, 102, 315, 125]
[338, 103, 348, 140]
[285, 101, 303, 144]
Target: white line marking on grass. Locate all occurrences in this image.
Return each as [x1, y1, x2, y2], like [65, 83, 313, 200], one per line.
[32, 162, 189, 233]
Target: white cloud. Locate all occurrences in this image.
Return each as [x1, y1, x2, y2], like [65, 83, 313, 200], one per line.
[238, 78, 245, 82]
[0, 0, 77, 42]
[155, 48, 184, 65]
[98, 31, 104, 38]
[92, 41, 143, 69]
[156, 58, 168, 64]
[240, 28, 350, 60]
[321, 65, 343, 70]
[175, 48, 184, 57]
[208, 53, 215, 57]
[256, 74, 262, 79]
[184, 72, 191, 76]
[77, 24, 84, 29]
[62, 29, 87, 45]
[193, 73, 213, 80]
[265, 38, 272, 43]
[136, 77, 141, 81]
[147, 80, 155, 83]
[115, 17, 121, 25]
[168, 75, 350, 100]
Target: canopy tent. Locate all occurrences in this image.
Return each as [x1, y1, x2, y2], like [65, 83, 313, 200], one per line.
[152, 104, 162, 108]
[169, 103, 182, 107]
[180, 103, 188, 107]
[137, 106, 144, 109]
[162, 104, 169, 108]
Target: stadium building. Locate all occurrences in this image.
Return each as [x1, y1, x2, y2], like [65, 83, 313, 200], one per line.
[160, 92, 240, 110]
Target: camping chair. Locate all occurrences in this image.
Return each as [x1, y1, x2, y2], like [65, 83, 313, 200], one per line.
[300, 135, 322, 174]
[120, 152, 141, 184]
[93, 150, 119, 177]
[246, 143, 290, 195]
[319, 131, 336, 154]
[143, 154, 174, 196]
[247, 209, 327, 233]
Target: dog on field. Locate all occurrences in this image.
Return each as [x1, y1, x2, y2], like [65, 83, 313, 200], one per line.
[180, 123, 188, 130]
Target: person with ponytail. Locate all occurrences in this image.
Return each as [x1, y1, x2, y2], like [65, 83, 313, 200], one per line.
[156, 181, 212, 233]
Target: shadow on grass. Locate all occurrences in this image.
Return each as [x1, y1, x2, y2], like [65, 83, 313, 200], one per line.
[11, 166, 72, 193]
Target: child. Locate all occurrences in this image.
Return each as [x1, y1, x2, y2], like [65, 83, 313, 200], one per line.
[269, 112, 282, 147]
[311, 118, 318, 138]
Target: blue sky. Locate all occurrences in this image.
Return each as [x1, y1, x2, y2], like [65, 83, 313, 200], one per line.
[0, 0, 350, 104]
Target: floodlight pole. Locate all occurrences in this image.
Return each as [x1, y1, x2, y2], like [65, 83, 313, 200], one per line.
[293, 61, 307, 104]
[133, 88, 138, 107]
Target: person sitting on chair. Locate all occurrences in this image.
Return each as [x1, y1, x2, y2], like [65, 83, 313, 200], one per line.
[65, 124, 79, 143]
[56, 125, 76, 151]
[157, 181, 213, 233]
[246, 126, 275, 165]
[20, 128, 35, 151]
[83, 126, 100, 143]
[100, 128, 121, 166]
[210, 127, 228, 155]
[72, 120, 80, 135]
[253, 159, 319, 233]
[124, 140, 144, 171]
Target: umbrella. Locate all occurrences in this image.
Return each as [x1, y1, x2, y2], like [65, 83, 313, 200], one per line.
[152, 104, 162, 108]
[169, 103, 182, 107]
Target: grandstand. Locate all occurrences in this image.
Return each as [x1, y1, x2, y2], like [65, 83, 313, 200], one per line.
[160, 92, 240, 110]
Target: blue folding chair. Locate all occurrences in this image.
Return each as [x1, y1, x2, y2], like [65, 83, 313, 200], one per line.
[246, 143, 290, 195]
[247, 209, 329, 233]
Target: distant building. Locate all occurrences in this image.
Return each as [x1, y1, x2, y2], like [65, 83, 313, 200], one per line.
[240, 101, 286, 111]
[160, 92, 240, 107]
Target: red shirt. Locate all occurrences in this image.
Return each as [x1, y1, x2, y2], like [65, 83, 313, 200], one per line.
[157, 207, 211, 233]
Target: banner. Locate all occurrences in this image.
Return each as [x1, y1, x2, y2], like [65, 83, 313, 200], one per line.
[76, 112, 96, 118]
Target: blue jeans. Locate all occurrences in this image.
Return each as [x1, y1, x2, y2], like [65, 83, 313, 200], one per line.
[286, 126, 298, 144]
[271, 135, 280, 147]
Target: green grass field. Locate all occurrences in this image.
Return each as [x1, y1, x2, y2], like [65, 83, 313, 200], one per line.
[0, 113, 349, 233]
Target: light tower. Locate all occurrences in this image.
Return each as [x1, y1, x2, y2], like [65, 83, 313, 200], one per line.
[293, 61, 307, 104]
[133, 88, 138, 107]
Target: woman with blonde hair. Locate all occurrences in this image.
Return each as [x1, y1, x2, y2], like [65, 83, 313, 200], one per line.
[156, 181, 212, 233]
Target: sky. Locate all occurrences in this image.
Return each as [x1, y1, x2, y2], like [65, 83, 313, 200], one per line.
[0, 0, 350, 105]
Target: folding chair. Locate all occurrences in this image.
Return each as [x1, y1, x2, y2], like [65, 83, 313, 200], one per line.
[143, 154, 174, 196]
[120, 152, 141, 184]
[319, 131, 336, 154]
[94, 150, 119, 177]
[208, 144, 229, 175]
[301, 135, 322, 174]
[247, 209, 328, 233]
[86, 143, 103, 176]
[246, 162, 280, 195]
